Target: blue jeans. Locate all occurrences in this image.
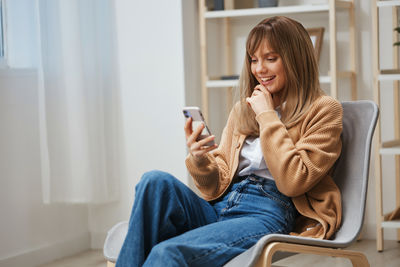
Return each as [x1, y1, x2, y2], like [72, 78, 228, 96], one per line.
[116, 170, 296, 267]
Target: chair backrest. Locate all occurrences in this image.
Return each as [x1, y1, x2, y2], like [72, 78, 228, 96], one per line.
[331, 100, 378, 245]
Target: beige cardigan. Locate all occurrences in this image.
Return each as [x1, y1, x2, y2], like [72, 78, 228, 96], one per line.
[186, 95, 343, 239]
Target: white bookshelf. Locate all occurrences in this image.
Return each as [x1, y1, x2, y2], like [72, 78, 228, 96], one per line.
[372, 0, 400, 252]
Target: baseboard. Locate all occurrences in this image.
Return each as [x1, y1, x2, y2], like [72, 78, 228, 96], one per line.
[0, 232, 91, 267]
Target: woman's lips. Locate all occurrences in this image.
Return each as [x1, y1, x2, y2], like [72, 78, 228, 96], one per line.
[260, 76, 275, 86]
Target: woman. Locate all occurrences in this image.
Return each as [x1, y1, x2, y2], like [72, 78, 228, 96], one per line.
[116, 16, 343, 267]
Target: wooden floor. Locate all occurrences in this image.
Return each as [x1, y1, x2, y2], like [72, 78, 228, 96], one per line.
[38, 239, 400, 267]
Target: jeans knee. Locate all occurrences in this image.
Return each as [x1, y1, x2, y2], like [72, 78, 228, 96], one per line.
[137, 170, 178, 192]
[141, 170, 174, 183]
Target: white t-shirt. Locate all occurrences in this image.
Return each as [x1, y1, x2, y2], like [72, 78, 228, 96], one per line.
[237, 108, 281, 180]
[237, 136, 274, 180]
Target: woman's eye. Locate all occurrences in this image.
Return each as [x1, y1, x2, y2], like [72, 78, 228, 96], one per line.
[267, 57, 277, 61]
[251, 59, 257, 63]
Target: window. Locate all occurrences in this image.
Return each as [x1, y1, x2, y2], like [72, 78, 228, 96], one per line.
[0, 0, 6, 64]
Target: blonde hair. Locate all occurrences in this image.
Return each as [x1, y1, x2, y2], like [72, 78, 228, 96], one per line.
[237, 16, 324, 136]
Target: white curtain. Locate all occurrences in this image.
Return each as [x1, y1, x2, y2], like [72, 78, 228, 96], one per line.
[36, 0, 121, 203]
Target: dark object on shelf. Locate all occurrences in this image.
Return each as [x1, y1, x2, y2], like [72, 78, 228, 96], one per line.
[394, 27, 400, 46]
[258, 0, 278, 7]
[221, 75, 239, 80]
[214, 0, 224, 10]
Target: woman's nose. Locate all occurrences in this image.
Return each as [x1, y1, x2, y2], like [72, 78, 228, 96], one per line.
[256, 61, 266, 73]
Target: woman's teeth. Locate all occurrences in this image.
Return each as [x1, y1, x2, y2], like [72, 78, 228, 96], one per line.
[261, 76, 274, 82]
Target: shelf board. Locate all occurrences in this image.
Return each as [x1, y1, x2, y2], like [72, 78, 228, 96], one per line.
[381, 220, 400, 228]
[206, 76, 332, 88]
[378, 69, 400, 81]
[205, 4, 329, 19]
[377, 1, 400, 8]
[380, 145, 400, 155]
[206, 79, 238, 88]
[205, 1, 353, 18]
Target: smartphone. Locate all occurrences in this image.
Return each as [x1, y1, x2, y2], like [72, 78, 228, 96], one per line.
[182, 106, 215, 146]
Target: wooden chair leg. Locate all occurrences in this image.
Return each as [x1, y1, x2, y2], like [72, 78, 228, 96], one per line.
[254, 242, 370, 267]
[107, 261, 115, 267]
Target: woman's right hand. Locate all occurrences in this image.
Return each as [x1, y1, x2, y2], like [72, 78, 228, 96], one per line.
[184, 117, 218, 161]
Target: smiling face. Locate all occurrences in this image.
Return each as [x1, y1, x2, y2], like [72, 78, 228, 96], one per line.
[250, 41, 286, 97]
[238, 16, 323, 135]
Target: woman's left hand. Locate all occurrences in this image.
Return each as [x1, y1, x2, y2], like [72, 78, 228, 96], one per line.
[246, 84, 275, 116]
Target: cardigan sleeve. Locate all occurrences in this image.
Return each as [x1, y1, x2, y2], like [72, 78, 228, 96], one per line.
[256, 96, 343, 197]
[185, 103, 239, 200]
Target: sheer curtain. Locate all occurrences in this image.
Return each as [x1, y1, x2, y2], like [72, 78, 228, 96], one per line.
[36, 0, 121, 203]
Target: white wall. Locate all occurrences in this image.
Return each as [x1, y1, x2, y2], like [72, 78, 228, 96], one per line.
[88, 0, 189, 248]
[0, 70, 90, 267]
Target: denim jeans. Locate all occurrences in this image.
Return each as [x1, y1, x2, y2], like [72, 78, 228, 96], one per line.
[116, 170, 296, 267]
